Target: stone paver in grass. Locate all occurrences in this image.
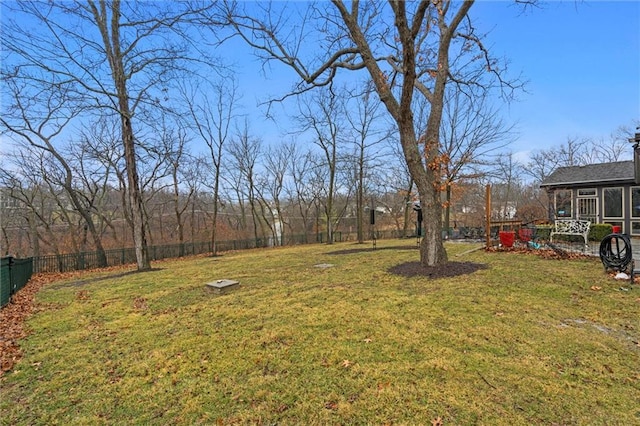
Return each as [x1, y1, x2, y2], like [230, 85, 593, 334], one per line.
[205, 279, 239, 293]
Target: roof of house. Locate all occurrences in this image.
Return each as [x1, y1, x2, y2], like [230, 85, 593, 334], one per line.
[540, 160, 635, 188]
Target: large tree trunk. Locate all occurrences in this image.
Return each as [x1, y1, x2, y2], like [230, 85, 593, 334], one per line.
[210, 198, 219, 256]
[113, 72, 149, 269]
[415, 72, 450, 267]
[356, 152, 365, 244]
[418, 184, 448, 266]
[121, 115, 151, 270]
[98, 1, 150, 271]
[399, 125, 448, 266]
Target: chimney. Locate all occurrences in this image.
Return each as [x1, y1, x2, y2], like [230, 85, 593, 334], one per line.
[633, 131, 640, 184]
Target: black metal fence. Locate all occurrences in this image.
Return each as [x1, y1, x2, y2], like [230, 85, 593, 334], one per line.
[1, 256, 34, 307]
[2, 229, 418, 307]
[31, 232, 356, 274]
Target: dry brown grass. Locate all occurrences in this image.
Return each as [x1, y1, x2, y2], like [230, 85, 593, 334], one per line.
[1, 240, 639, 424]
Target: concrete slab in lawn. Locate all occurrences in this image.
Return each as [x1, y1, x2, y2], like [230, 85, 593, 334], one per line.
[206, 279, 240, 293]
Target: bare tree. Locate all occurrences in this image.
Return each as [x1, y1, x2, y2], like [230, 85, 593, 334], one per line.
[71, 129, 124, 247]
[2, 1, 213, 270]
[215, 0, 522, 265]
[294, 85, 346, 244]
[439, 87, 515, 234]
[75, 116, 130, 247]
[226, 122, 265, 246]
[162, 125, 196, 255]
[524, 122, 639, 184]
[258, 144, 290, 246]
[0, 76, 109, 266]
[582, 124, 637, 164]
[376, 160, 416, 238]
[523, 137, 587, 183]
[1, 150, 64, 261]
[136, 125, 175, 246]
[491, 152, 524, 220]
[283, 143, 320, 240]
[344, 83, 389, 243]
[180, 75, 239, 255]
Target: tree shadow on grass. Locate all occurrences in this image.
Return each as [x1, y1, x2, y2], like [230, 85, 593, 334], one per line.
[388, 261, 488, 279]
[326, 245, 418, 255]
[49, 268, 165, 289]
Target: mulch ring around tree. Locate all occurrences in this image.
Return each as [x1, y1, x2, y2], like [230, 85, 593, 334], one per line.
[388, 261, 488, 278]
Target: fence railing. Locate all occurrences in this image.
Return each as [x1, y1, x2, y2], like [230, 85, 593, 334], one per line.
[31, 232, 356, 274]
[2, 229, 412, 307]
[1, 256, 34, 308]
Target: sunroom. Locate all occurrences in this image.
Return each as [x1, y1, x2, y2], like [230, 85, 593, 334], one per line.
[540, 160, 640, 236]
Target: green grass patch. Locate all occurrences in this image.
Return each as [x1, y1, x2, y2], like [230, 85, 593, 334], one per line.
[2, 240, 639, 424]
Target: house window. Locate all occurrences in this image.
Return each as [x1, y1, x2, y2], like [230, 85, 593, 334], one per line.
[631, 187, 640, 218]
[554, 189, 572, 218]
[577, 188, 596, 197]
[603, 187, 623, 218]
[631, 221, 640, 236]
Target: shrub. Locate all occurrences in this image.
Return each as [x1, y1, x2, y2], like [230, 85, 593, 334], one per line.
[589, 223, 613, 241]
[533, 225, 552, 240]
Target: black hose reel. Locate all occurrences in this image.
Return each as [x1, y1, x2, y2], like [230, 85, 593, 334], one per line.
[599, 233, 634, 277]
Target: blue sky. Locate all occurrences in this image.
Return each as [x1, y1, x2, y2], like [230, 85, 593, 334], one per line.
[227, 1, 640, 161]
[2, 1, 638, 164]
[471, 0, 640, 158]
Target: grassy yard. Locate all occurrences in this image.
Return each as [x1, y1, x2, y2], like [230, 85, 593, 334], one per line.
[1, 240, 639, 425]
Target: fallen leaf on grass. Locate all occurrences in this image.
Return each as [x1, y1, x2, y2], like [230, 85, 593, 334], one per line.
[324, 401, 338, 410]
[76, 290, 90, 301]
[377, 381, 391, 392]
[590, 286, 602, 291]
[0, 273, 71, 376]
[341, 359, 352, 368]
[133, 297, 148, 310]
[432, 417, 443, 426]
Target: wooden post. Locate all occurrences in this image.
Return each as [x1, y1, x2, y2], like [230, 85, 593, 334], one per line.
[486, 184, 491, 249]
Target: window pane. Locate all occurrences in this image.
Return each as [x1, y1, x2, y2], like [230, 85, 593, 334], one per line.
[578, 188, 596, 197]
[604, 188, 623, 218]
[632, 187, 640, 218]
[555, 189, 572, 217]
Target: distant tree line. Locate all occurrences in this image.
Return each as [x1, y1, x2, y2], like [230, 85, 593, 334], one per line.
[1, 1, 635, 267]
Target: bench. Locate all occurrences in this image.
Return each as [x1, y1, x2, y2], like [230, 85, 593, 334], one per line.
[550, 219, 591, 247]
